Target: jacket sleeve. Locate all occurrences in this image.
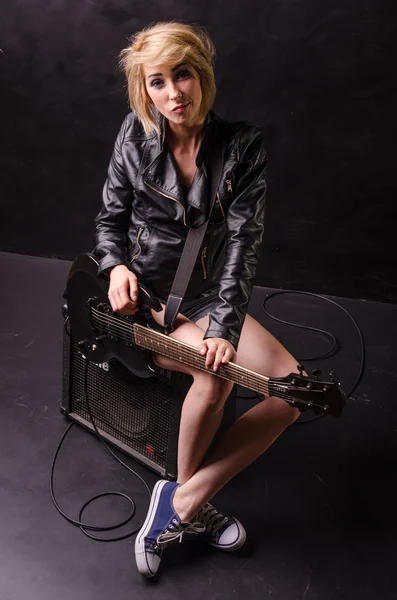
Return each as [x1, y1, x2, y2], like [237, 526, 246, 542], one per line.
[93, 116, 134, 276]
[203, 126, 268, 349]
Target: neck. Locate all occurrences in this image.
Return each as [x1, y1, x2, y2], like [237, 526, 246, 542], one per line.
[166, 119, 205, 151]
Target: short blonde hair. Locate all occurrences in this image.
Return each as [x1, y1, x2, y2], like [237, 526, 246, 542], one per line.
[119, 21, 216, 135]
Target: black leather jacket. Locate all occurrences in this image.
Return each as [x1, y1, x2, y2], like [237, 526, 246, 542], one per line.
[94, 109, 267, 349]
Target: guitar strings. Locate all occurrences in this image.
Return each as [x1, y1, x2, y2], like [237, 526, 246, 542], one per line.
[91, 310, 326, 410]
[90, 309, 326, 412]
[90, 309, 325, 411]
[91, 309, 271, 394]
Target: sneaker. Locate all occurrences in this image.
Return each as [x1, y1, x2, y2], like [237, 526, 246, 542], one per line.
[194, 503, 247, 551]
[135, 479, 205, 578]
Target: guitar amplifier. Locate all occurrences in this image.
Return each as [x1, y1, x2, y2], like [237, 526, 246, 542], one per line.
[61, 306, 236, 481]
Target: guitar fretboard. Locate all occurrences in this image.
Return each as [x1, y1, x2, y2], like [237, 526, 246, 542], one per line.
[90, 307, 336, 414]
[133, 323, 272, 396]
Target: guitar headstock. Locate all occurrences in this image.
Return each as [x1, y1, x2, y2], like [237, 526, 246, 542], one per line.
[269, 370, 347, 416]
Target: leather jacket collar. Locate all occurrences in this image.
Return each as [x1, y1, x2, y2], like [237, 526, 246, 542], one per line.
[141, 110, 220, 224]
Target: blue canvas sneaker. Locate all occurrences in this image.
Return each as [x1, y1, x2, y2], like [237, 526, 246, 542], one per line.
[194, 503, 246, 551]
[135, 479, 205, 578]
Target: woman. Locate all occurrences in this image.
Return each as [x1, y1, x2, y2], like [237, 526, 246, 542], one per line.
[94, 21, 300, 578]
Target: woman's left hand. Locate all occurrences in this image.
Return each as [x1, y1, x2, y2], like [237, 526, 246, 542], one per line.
[197, 338, 236, 372]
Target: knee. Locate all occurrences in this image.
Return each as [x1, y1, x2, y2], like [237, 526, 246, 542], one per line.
[266, 395, 301, 426]
[192, 373, 233, 412]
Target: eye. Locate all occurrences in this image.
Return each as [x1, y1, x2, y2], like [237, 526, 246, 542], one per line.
[150, 79, 163, 88]
[176, 69, 191, 80]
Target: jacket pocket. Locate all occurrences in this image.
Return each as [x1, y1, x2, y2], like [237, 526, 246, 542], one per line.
[129, 227, 145, 263]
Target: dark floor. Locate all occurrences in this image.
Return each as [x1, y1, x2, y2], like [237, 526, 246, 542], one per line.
[1, 251, 396, 600]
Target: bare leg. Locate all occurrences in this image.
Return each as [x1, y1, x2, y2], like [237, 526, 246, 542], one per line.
[173, 394, 298, 521]
[175, 373, 233, 483]
[171, 313, 301, 521]
[150, 307, 300, 520]
[150, 307, 234, 484]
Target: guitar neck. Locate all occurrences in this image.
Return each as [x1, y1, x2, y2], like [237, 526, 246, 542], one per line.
[89, 304, 345, 416]
[133, 323, 271, 396]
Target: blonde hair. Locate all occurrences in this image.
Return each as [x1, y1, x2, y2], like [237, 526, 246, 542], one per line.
[119, 21, 216, 135]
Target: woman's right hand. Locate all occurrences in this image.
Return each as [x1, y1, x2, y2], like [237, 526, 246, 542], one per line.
[108, 265, 139, 314]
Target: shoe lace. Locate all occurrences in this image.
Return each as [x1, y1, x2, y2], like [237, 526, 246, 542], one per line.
[195, 503, 229, 535]
[156, 520, 205, 548]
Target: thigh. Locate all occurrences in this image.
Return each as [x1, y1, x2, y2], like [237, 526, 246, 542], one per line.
[149, 304, 216, 380]
[195, 313, 298, 378]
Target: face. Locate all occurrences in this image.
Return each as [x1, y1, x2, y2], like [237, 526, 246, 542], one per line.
[144, 62, 203, 127]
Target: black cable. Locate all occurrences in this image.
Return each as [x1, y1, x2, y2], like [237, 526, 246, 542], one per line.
[254, 290, 365, 424]
[50, 357, 151, 542]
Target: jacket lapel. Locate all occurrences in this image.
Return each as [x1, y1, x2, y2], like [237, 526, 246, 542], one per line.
[142, 111, 218, 227]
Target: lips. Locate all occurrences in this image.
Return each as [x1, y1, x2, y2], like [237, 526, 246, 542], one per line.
[172, 103, 189, 111]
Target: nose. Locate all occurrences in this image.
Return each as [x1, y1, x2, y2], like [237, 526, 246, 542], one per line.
[169, 82, 182, 102]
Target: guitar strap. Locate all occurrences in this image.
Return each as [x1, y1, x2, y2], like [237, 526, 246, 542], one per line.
[163, 124, 228, 335]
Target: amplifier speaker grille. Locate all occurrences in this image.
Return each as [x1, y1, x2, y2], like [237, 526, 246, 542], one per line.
[61, 322, 236, 480]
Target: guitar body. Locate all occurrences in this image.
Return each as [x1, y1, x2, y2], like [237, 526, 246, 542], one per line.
[66, 253, 156, 379]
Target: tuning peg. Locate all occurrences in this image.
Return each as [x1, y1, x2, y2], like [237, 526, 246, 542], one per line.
[297, 364, 305, 374]
[312, 369, 321, 379]
[329, 370, 336, 381]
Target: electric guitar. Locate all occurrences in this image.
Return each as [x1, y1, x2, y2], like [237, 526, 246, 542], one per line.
[65, 253, 346, 417]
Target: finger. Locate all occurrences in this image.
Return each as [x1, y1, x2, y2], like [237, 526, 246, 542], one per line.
[128, 276, 139, 303]
[221, 347, 234, 364]
[114, 289, 135, 315]
[213, 346, 227, 371]
[118, 285, 136, 311]
[108, 290, 120, 312]
[198, 342, 208, 356]
[205, 346, 216, 369]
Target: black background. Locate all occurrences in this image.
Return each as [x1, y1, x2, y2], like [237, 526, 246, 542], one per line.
[1, 0, 396, 303]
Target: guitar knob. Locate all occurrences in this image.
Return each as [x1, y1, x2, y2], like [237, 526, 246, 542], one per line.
[297, 364, 305, 374]
[95, 334, 106, 342]
[312, 369, 321, 379]
[329, 370, 336, 381]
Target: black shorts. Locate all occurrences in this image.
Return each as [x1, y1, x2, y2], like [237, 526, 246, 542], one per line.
[159, 289, 218, 323]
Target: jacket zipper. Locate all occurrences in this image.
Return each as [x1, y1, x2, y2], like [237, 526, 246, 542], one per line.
[201, 246, 207, 280]
[226, 179, 233, 193]
[144, 180, 187, 227]
[130, 227, 144, 262]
